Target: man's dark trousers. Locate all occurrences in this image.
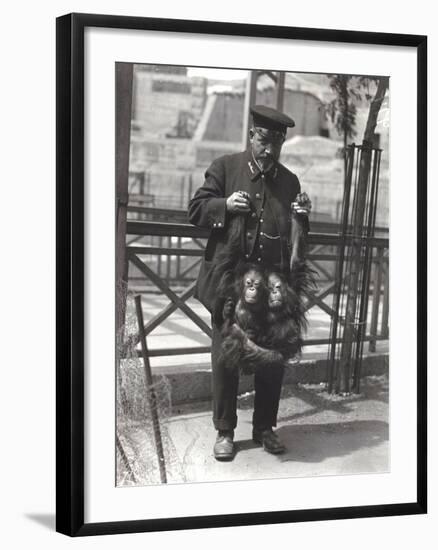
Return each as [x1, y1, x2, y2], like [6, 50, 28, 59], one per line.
[211, 322, 285, 431]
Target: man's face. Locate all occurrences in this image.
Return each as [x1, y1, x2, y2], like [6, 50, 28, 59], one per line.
[249, 126, 285, 165]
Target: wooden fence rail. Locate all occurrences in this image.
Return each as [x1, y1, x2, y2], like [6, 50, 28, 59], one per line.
[124, 221, 389, 358]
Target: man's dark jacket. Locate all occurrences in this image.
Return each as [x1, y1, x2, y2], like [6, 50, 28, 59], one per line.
[188, 149, 303, 312]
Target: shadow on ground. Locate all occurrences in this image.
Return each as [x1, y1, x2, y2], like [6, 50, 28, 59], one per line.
[277, 378, 389, 424]
[234, 420, 388, 464]
[119, 375, 389, 484]
[170, 375, 389, 422]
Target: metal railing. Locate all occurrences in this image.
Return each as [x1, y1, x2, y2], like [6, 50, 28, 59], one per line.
[125, 221, 388, 358]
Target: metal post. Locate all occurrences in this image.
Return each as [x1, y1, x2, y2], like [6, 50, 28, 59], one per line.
[176, 236, 182, 281]
[352, 148, 380, 392]
[338, 142, 374, 393]
[116, 63, 133, 337]
[243, 70, 258, 149]
[381, 259, 389, 338]
[116, 63, 133, 416]
[328, 143, 382, 393]
[187, 173, 194, 207]
[276, 71, 285, 112]
[157, 236, 162, 277]
[134, 295, 167, 484]
[327, 145, 355, 393]
[166, 236, 172, 282]
[369, 248, 383, 352]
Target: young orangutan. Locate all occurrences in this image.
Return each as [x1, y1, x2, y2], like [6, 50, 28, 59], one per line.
[215, 263, 283, 374]
[212, 193, 315, 374]
[262, 271, 304, 358]
[212, 264, 283, 374]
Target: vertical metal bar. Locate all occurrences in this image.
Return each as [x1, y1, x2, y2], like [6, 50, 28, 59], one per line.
[116, 62, 133, 338]
[276, 71, 285, 112]
[335, 146, 359, 393]
[365, 148, 382, 352]
[157, 236, 162, 277]
[134, 295, 167, 484]
[138, 172, 145, 221]
[353, 148, 380, 392]
[372, 149, 388, 341]
[369, 248, 383, 352]
[243, 70, 258, 149]
[381, 259, 389, 338]
[139, 171, 145, 195]
[146, 170, 151, 197]
[338, 141, 374, 393]
[187, 173, 194, 207]
[176, 236, 182, 282]
[327, 144, 355, 393]
[131, 63, 138, 121]
[180, 174, 185, 210]
[115, 63, 133, 428]
[166, 236, 172, 282]
[117, 253, 130, 403]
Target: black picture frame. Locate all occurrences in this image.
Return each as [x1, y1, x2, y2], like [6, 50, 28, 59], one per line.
[56, 12, 427, 537]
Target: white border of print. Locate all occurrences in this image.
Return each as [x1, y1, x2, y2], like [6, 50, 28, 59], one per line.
[84, 27, 417, 524]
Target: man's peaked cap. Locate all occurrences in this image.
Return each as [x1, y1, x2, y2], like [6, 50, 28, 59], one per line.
[250, 105, 295, 132]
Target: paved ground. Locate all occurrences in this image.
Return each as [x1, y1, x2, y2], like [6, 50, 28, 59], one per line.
[118, 375, 389, 486]
[118, 292, 389, 486]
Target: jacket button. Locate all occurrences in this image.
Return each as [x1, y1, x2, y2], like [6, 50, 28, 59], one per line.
[259, 244, 264, 250]
[255, 193, 261, 199]
[251, 212, 257, 218]
[245, 254, 250, 259]
[217, 222, 222, 227]
[247, 232, 252, 238]
[260, 232, 264, 237]
[257, 257, 262, 262]
[260, 219, 264, 223]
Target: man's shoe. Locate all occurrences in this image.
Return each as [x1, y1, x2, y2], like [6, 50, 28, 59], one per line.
[213, 430, 235, 461]
[252, 428, 286, 454]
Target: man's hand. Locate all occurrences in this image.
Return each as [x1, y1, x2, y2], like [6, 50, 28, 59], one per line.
[226, 190, 251, 214]
[291, 192, 312, 216]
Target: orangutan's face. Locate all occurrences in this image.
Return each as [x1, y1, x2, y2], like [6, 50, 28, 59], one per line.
[242, 269, 264, 305]
[268, 273, 285, 310]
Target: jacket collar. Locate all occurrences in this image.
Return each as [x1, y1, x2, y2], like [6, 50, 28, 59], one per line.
[245, 148, 279, 181]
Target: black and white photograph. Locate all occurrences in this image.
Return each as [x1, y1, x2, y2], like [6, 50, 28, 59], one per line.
[115, 63, 391, 486]
[1, 0, 433, 546]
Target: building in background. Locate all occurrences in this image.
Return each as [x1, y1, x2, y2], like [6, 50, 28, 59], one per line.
[128, 65, 389, 227]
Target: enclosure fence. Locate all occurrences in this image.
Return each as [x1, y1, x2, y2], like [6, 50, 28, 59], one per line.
[123, 220, 389, 359]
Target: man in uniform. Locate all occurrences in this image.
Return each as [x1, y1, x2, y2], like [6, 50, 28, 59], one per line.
[188, 105, 311, 460]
